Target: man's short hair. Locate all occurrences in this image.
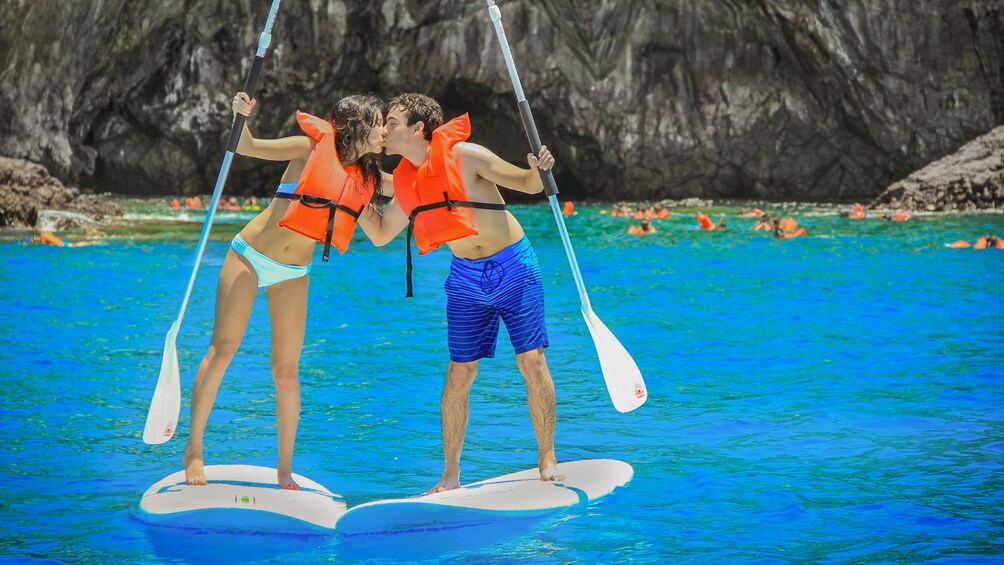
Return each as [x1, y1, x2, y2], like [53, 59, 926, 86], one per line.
[389, 93, 443, 141]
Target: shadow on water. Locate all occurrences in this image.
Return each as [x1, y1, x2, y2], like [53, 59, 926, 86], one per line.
[138, 521, 330, 564]
[137, 509, 554, 563]
[332, 515, 551, 561]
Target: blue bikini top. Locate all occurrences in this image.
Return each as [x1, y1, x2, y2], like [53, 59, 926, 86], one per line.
[275, 181, 297, 198]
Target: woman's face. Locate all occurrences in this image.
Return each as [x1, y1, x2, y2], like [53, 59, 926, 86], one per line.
[359, 112, 386, 156]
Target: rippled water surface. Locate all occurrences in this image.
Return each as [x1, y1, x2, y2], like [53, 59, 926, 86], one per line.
[1, 200, 1002, 563]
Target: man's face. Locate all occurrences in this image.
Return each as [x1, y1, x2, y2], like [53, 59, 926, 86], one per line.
[383, 106, 419, 156]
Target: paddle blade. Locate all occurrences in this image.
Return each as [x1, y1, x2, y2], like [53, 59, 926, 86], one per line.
[143, 322, 182, 444]
[582, 310, 647, 413]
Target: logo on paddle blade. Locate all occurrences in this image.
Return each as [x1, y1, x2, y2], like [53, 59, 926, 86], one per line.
[163, 425, 173, 437]
[634, 384, 646, 400]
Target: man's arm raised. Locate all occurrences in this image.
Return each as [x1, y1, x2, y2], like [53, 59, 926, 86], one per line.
[455, 142, 555, 194]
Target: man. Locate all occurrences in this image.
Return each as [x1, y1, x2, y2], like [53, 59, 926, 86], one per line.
[358, 93, 561, 493]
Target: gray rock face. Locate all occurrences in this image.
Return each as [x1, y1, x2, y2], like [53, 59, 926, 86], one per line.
[0, 156, 121, 229]
[872, 126, 1004, 211]
[1, 1, 1001, 201]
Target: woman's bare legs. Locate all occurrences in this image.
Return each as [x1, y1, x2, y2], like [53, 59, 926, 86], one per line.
[266, 275, 309, 490]
[183, 250, 258, 485]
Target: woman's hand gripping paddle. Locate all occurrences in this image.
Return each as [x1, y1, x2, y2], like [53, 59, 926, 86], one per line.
[143, 0, 283, 444]
[485, 1, 647, 413]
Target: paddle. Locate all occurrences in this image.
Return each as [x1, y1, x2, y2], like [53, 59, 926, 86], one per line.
[143, 0, 283, 444]
[485, 1, 647, 413]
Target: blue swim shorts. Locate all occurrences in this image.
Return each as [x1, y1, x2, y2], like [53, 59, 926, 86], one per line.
[444, 236, 550, 362]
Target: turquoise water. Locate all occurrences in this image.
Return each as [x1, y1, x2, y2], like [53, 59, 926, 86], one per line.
[1, 201, 1003, 563]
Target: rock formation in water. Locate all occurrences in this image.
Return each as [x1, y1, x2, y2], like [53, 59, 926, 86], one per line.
[871, 125, 1004, 211]
[0, 1, 1001, 203]
[0, 157, 122, 229]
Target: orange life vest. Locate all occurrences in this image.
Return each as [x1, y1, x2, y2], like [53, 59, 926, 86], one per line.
[277, 111, 374, 261]
[392, 114, 507, 297]
[697, 213, 715, 230]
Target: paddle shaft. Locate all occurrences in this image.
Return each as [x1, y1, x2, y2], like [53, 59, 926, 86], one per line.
[486, 1, 592, 313]
[174, 1, 280, 324]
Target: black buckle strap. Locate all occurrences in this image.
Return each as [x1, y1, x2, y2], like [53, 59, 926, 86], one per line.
[404, 193, 507, 298]
[297, 194, 363, 262]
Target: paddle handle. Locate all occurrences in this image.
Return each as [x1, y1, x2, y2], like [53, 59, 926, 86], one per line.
[175, 0, 281, 324]
[487, 2, 559, 199]
[488, 0, 590, 310]
[224, 6, 277, 152]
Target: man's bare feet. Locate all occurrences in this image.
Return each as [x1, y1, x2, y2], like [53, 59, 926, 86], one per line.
[539, 453, 565, 482]
[426, 471, 461, 495]
[278, 469, 301, 491]
[183, 451, 207, 486]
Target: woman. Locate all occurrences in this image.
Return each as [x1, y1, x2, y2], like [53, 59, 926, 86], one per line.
[183, 91, 386, 489]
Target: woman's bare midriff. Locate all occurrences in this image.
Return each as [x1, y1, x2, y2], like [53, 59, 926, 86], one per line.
[237, 199, 316, 266]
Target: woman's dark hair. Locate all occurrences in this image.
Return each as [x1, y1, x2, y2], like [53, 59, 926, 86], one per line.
[329, 94, 386, 201]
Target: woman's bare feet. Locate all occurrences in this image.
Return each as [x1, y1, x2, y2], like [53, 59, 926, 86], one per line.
[183, 450, 208, 486]
[277, 468, 301, 491]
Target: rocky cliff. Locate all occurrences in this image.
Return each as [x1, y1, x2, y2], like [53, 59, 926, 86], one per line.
[1, 0, 1001, 203]
[871, 125, 1004, 211]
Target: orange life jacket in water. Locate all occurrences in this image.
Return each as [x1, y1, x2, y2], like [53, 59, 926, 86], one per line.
[277, 111, 375, 261]
[392, 114, 507, 297]
[697, 213, 715, 230]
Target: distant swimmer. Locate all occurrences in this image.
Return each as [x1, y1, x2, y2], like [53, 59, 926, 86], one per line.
[609, 204, 631, 218]
[697, 213, 726, 230]
[561, 201, 576, 216]
[242, 195, 262, 211]
[218, 196, 242, 211]
[25, 229, 105, 248]
[627, 220, 657, 235]
[846, 203, 866, 219]
[775, 216, 807, 238]
[974, 234, 1004, 249]
[653, 204, 670, 219]
[883, 211, 912, 222]
[736, 207, 764, 218]
[170, 199, 182, 210]
[946, 235, 1003, 249]
[752, 214, 776, 232]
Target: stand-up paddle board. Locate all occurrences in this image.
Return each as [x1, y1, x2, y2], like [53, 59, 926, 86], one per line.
[136, 464, 346, 535]
[334, 458, 633, 536]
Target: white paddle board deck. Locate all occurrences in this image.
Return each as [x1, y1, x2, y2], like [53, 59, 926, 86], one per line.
[137, 464, 346, 535]
[334, 458, 633, 536]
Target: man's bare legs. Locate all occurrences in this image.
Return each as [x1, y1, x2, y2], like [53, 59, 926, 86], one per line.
[427, 348, 561, 494]
[183, 250, 257, 485]
[516, 347, 563, 482]
[428, 360, 479, 494]
[265, 275, 308, 490]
